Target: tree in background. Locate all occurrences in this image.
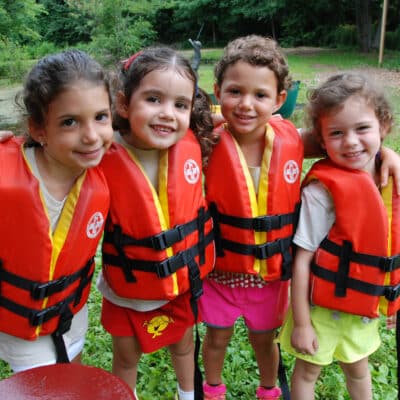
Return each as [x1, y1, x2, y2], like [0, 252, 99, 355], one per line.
[37, 0, 92, 46]
[0, 0, 43, 45]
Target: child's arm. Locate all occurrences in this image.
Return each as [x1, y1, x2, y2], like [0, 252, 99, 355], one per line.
[380, 146, 400, 196]
[290, 247, 319, 355]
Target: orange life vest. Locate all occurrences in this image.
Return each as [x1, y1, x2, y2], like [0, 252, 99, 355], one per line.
[205, 116, 303, 281]
[306, 159, 400, 317]
[101, 130, 215, 301]
[0, 138, 109, 340]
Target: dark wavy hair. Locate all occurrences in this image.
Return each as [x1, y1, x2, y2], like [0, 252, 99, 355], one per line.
[18, 49, 111, 145]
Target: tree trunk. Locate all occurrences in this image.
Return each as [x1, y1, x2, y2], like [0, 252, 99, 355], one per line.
[355, 0, 372, 52]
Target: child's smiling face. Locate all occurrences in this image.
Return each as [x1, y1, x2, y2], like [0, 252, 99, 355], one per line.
[320, 95, 384, 175]
[215, 60, 286, 143]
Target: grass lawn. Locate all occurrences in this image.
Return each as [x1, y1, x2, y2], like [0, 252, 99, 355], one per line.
[1, 47, 399, 399]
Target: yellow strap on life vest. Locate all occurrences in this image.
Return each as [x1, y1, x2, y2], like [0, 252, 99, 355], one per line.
[230, 125, 274, 276]
[380, 177, 394, 315]
[22, 145, 86, 334]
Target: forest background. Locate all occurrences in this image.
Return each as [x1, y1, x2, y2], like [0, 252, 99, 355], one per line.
[1, 1, 400, 399]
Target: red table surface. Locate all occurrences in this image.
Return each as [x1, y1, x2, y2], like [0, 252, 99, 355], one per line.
[0, 363, 135, 399]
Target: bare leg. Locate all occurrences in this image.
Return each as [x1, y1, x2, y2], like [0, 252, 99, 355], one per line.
[71, 352, 82, 364]
[202, 326, 234, 385]
[169, 327, 195, 392]
[248, 330, 278, 387]
[339, 358, 372, 400]
[290, 358, 321, 400]
[112, 335, 142, 391]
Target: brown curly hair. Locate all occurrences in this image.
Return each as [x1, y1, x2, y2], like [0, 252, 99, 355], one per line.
[214, 35, 292, 93]
[306, 72, 394, 142]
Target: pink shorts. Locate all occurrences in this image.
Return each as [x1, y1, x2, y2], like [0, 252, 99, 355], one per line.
[101, 291, 197, 353]
[199, 278, 289, 332]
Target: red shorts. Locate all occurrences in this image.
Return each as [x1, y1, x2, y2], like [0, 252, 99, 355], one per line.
[101, 292, 198, 353]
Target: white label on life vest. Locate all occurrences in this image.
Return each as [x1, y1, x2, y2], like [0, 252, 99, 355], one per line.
[184, 159, 200, 184]
[283, 160, 300, 184]
[86, 211, 105, 238]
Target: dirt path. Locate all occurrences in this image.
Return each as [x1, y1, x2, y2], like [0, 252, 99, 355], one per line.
[0, 85, 21, 129]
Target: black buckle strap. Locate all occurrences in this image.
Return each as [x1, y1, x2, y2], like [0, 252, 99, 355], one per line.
[385, 283, 400, 302]
[216, 209, 296, 232]
[103, 229, 214, 279]
[104, 209, 212, 251]
[221, 236, 292, 260]
[379, 255, 400, 273]
[312, 262, 400, 302]
[0, 258, 94, 301]
[320, 238, 400, 273]
[0, 269, 92, 329]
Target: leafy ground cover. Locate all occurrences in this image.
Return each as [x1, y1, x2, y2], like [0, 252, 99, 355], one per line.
[0, 48, 399, 399]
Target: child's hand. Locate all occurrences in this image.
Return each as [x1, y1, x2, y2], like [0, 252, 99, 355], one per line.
[0, 131, 14, 142]
[291, 324, 319, 356]
[386, 314, 397, 330]
[380, 146, 400, 196]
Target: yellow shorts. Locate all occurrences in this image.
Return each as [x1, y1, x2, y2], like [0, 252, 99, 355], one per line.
[277, 305, 381, 365]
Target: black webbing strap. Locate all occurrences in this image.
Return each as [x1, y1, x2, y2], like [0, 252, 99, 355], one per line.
[103, 208, 212, 251]
[221, 236, 292, 260]
[320, 238, 400, 272]
[396, 309, 400, 400]
[102, 230, 214, 282]
[277, 343, 290, 400]
[186, 257, 204, 400]
[216, 209, 297, 232]
[194, 321, 204, 400]
[0, 266, 93, 363]
[311, 263, 400, 301]
[221, 236, 293, 280]
[51, 303, 74, 363]
[103, 208, 212, 283]
[0, 257, 94, 300]
[209, 203, 224, 257]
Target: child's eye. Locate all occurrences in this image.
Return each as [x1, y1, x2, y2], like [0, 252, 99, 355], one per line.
[175, 101, 189, 110]
[256, 92, 266, 99]
[96, 112, 110, 122]
[330, 130, 343, 137]
[147, 95, 160, 103]
[358, 124, 370, 132]
[229, 88, 240, 95]
[62, 118, 76, 127]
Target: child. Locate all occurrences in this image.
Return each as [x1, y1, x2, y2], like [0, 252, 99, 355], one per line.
[0, 50, 113, 372]
[278, 72, 399, 400]
[97, 46, 216, 400]
[199, 35, 400, 400]
[200, 34, 302, 400]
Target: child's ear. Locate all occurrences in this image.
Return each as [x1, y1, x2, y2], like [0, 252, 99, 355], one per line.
[116, 91, 129, 119]
[273, 90, 287, 113]
[28, 118, 46, 144]
[213, 83, 221, 104]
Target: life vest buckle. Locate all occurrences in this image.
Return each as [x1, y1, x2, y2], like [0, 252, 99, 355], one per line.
[385, 283, 400, 301]
[30, 304, 59, 327]
[253, 216, 272, 232]
[379, 255, 400, 272]
[254, 243, 271, 259]
[31, 276, 68, 300]
[151, 225, 185, 250]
